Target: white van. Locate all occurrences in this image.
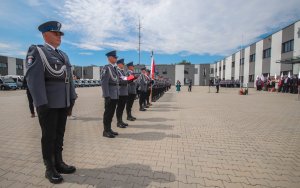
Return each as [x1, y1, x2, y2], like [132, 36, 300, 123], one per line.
[4, 75, 24, 89]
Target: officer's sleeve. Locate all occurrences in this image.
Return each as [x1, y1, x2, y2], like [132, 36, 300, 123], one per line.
[69, 72, 77, 101]
[101, 66, 110, 98]
[64, 54, 77, 101]
[25, 45, 48, 107]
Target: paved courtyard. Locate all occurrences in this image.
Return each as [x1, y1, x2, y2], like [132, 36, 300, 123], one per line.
[0, 86, 299, 188]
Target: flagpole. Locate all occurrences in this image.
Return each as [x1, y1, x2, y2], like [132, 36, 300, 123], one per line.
[150, 51, 153, 104]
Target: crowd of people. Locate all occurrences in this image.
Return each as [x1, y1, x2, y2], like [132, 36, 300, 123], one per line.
[256, 75, 300, 94]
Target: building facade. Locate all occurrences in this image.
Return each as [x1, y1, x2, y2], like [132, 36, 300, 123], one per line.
[0, 55, 26, 76]
[73, 65, 100, 80]
[210, 20, 300, 87]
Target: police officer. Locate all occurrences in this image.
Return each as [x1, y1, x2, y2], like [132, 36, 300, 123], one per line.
[115, 59, 129, 128]
[137, 68, 149, 111]
[25, 21, 77, 184]
[145, 69, 152, 108]
[126, 62, 137, 121]
[101, 50, 119, 138]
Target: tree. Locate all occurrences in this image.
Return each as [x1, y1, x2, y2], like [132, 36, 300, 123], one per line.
[177, 60, 191, 65]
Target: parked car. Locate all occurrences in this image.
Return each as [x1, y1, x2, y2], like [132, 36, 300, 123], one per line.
[96, 80, 101, 86]
[81, 79, 90, 87]
[4, 75, 24, 89]
[0, 77, 18, 90]
[90, 80, 97, 87]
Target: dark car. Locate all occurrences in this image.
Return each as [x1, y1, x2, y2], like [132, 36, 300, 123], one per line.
[0, 78, 18, 90]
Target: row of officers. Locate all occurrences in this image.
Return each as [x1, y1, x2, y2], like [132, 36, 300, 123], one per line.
[25, 21, 170, 184]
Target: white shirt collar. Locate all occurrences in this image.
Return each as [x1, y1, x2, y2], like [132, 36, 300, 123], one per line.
[45, 43, 57, 51]
[109, 63, 117, 67]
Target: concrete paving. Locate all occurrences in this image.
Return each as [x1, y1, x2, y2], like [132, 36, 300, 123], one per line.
[0, 86, 299, 188]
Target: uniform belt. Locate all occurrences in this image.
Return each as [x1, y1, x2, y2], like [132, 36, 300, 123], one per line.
[119, 84, 128, 86]
[109, 83, 118, 86]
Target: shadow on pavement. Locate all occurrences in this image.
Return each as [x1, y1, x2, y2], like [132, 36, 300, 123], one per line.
[117, 132, 180, 141]
[71, 116, 102, 122]
[136, 117, 174, 122]
[129, 124, 173, 130]
[64, 163, 176, 188]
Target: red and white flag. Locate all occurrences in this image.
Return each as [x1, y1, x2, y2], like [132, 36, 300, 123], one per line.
[150, 51, 155, 79]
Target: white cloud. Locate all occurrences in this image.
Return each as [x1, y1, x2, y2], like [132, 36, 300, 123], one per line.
[0, 42, 27, 58]
[79, 52, 93, 55]
[61, 0, 300, 55]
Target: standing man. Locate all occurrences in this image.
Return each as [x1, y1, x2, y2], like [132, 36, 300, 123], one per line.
[215, 76, 220, 93]
[25, 21, 77, 184]
[115, 59, 129, 128]
[137, 68, 149, 111]
[188, 79, 192, 92]
[126, 62, 137, 121]
[101, 50, 119, 138]
[145, 69, 151, 108]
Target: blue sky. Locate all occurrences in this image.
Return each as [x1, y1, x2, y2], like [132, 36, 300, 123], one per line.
[0, 0, 300, 66]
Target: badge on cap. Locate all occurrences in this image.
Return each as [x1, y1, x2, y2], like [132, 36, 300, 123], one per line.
[57, 22, 61, 29]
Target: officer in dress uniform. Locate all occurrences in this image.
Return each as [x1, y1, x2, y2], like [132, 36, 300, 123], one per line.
[115, 59, 129, 128]
[137, 68, 149, 111]
[126, 62, 137, 121]
[25, 21, 77, 184]
[101, 50, 119, 138]
[145, 69, 152, 108]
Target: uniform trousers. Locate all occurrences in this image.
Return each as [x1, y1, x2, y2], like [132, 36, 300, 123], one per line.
[126, 94, 136, 116]
[103, 98, 118, 131]
[37, 107, 68, 161]
[145, 90, 150, 105]
[139, 91, 147, 107]
[116, 96, 127, 121]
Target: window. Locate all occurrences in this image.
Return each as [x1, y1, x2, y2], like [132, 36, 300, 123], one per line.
[263, 48, 271, 58]
[184, 70, 188, 74]
[219, 67, 221, 71]
[17, 64, 23, 70]
[210, 68, 214, 74]
[203, 68, 206, 76]
[282, 40, 294, 53]
[0, 62, 7, 68]
[250, 54, 256, 62]
[134, 68, 141, 73]
[162, 69, 167, 74]
[239, 58, 244, 65]
[223, 65, 225, 70]
[232, 61, 235, 68]
[231, 77, 234, 80]
[215, 68, 217, 72]
[249, 75, 254, 82]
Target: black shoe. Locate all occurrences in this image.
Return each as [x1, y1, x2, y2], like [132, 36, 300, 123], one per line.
[122, 121, 129, 127]
[127, 116, 135, 121]
[45, 168, 63, 184]
[103, 131, 115, 138]
[145, 105, 149, 108]
[44, 160, 63, 184]
[131, 115, 137, 120]
[117, 122, 126, 128]
[55, 153, 76, 174]
[110, 130, 119, 135]
[56, 163, 76, 174]
[139, 108, 146, 111]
